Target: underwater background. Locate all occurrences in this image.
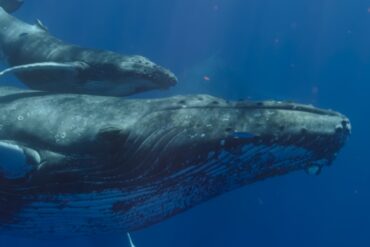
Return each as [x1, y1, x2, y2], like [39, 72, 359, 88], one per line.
[0, 0, 368, 246]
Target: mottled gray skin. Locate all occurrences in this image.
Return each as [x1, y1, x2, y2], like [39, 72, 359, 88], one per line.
[0, 0, 22, 13]
[0, 7, 177, 96]
[0, 87, 350, 237]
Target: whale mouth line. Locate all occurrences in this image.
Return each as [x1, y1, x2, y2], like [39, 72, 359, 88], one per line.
[159, 104, 344, 117]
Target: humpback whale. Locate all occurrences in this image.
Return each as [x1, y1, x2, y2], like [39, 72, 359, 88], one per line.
[0, 86, 350, 237]
[0, 7, 177, 96]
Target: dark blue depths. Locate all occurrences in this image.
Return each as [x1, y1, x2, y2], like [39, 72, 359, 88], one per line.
[0, 0, 368, 246]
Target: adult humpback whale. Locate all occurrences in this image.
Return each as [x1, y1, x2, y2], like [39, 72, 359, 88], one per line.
[0, 87, 350, 237]
[0, 7, 177, 96]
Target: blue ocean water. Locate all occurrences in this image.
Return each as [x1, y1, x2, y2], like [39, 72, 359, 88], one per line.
[0, 0, 369, 246]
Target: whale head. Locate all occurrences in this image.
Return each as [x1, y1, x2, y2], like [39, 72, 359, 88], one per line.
[118, 55, 178, 91]
[120, 95, 351, 182]
[80, 54, 178, 96]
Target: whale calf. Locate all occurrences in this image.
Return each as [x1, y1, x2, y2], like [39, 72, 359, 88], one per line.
[0, 7, 177, 96]
[0, 0, 22, 13]
[0, 86, 350, 237]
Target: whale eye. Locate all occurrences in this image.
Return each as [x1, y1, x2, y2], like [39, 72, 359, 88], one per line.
[19, 32, 28, 38]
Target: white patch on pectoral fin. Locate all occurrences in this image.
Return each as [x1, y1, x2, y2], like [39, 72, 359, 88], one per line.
[0, 141, 39, 179]
[127, 233, 136, 247]
[0, 61, 89, 77]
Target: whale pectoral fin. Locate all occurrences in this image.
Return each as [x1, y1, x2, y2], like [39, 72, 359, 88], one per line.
[0, 61, 89, 77]
[127, 233, 136, 247]
[0, 141, 40, 179]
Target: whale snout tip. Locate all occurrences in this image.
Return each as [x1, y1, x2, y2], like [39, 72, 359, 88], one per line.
[335, 117, 351, 140]
[149, 65, 178, 89]
[126, 55, 178, 89]
[341, 118, 351, 134]
[161, 68, 178, 87]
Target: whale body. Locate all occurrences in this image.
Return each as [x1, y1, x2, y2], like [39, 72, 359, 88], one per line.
[0, 86, 350, 237]
[0, 7, 177, 96]
[0, 0, 22, 13]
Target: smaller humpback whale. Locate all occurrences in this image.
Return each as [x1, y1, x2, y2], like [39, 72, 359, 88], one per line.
[0, 7, 177, 96]
[0, 87, 350, 237]
[0, 0, 23, 13]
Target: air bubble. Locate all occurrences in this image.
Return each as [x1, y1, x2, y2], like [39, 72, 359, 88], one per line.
[305, 165, 321, 176]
